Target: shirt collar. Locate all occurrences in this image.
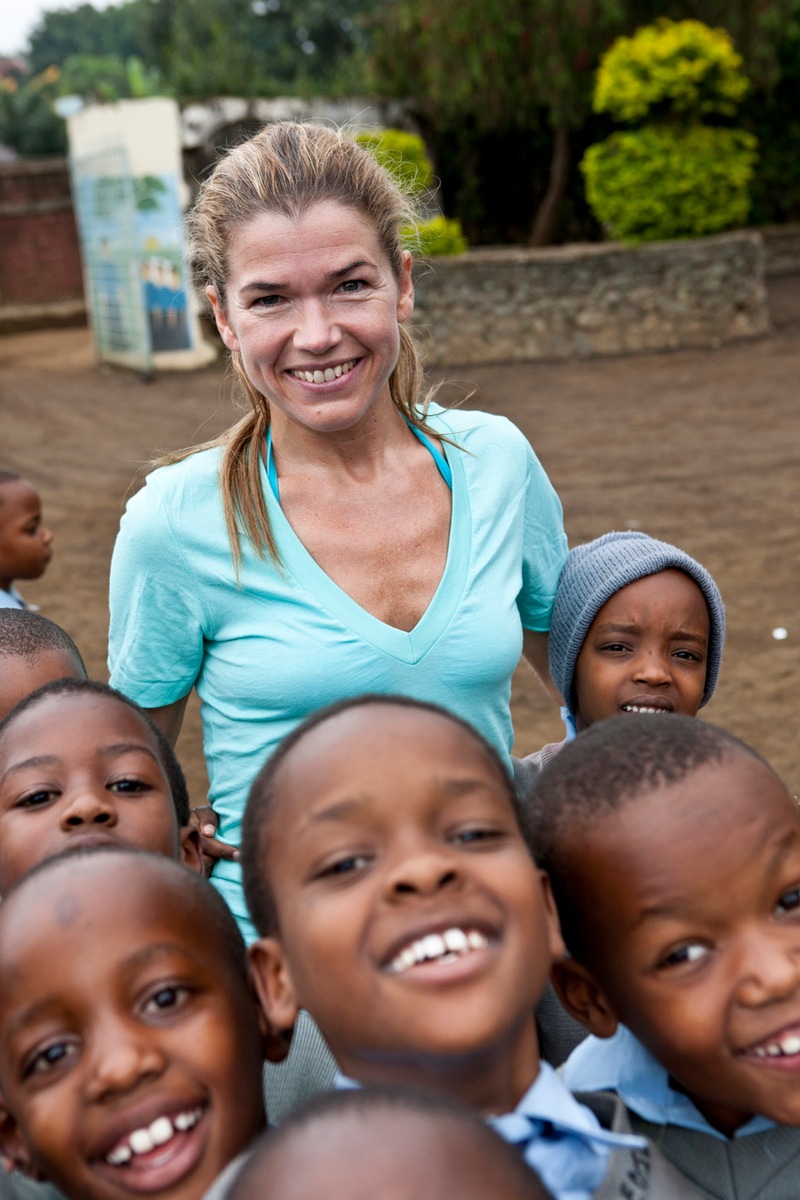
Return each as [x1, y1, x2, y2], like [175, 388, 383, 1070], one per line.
[562, 1025, 775, 1140]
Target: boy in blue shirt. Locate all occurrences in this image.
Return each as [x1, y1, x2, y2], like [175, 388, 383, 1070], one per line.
[240, 694, 698, 1200]
[530, 713, 800, 1200]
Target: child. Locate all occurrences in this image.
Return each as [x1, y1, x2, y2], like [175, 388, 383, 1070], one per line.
[240, 694, 699, 1200]
[0, 610, 86, 722]
[0, 848, 270, 1200]
[514, 530, 725, 797]
[228, 1087, 552, 1200]
[0, 472, 53, 611]
[0, 678, 202, 890]
[529, 713, 800, 1200]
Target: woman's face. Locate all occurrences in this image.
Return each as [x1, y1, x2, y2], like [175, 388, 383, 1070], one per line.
[208, 201, 414, 438]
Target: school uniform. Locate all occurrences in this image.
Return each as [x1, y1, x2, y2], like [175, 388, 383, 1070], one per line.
[564, 1025, 800, 1199]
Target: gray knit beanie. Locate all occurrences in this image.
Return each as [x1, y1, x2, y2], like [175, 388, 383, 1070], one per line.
[549, 530, 725, 716]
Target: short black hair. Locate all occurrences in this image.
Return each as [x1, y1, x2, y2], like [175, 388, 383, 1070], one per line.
[1, 845, 247, 978]
[241, 693, 524, 937]
[0, 609, 87, 673]
[526, 713, 776, 960]
[0, 678, 190, 825]
[231, 1086, 551, 1199]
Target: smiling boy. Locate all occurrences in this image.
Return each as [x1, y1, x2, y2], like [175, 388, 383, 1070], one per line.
[0, 849, 269, 1200]
[0, 680, 202, 890]
[529, 714, 800, 1200]
[514, 531, 725, 796]
[241, 694, 698, 1200]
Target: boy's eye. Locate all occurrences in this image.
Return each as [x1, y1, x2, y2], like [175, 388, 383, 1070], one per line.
[776, 888, 800, 915]
[143, 985, 190, 1015]
[109, 777, 150, 795]
[15, 788, 57, 810]
[660, 942, 709, 969]
[673, 649, 703, 663]
[598, 641, 629, 654]
[25, 1040, 77, 1078]
[317, 853, 371, 879]
[451, 827, 504, 846]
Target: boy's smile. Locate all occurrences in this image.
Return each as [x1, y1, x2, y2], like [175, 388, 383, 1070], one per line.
[568, 754, 800, 1134]
[0, 854, 266, 1200]
[249, 703, 562, 1112]
[572, 570, 709, 730]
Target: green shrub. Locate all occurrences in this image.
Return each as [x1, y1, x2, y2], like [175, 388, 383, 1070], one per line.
[582, 124, 758, 242]
[594, 19, 749, 124]
[409, 214, 468, 257]
[357, 128, 468, 255]
[355, 129, 434, 194]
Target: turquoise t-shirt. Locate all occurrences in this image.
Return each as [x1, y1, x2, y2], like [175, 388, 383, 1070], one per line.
[108, 405, 567, 938]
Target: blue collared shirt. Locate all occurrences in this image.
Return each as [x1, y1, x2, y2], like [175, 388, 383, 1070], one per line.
[337, 1062, 644, 1200]
[562, 1025, 775, 1140]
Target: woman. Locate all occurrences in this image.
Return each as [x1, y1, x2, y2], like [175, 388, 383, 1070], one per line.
[108, 122, 567, 940]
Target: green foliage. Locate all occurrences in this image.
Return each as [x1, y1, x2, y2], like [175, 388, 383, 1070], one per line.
[355, 130, 433, 194]
[595, 18, 750, 123]
[0, 66, 66, 157]
[409, 214, 468, 256]
[58, 53, 166, 101]
[27, 3, 147, 75]
[582, 124, 758, 240]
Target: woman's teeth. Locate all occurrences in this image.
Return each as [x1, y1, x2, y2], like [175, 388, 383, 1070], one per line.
[388, 927, 489, 973]
[291, 359, 356, 384]
[104, 1106, 203, 1165]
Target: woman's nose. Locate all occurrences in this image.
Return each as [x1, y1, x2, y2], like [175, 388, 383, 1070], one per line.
[293, 300, 342, 355]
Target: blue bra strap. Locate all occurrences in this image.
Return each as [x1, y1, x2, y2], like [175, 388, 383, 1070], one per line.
[265, 418, 452, 504]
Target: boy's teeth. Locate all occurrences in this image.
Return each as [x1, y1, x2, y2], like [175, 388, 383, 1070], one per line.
[621, 705, 667, 714]
[291, 359, 356, 383]
[388, 927, 489, 972]
[104, 1107, 203, 1165]
[751, 1033, 800, 1058]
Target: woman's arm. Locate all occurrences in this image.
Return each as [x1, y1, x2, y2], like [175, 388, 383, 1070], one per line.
[522, 629, 562, 705]
[147, 694, 190, 746]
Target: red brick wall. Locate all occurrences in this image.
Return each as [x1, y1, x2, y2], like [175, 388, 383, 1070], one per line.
[0, 158, 84, 305]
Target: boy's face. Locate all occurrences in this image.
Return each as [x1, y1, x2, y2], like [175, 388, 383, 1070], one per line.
[238, 1110, 543, 1200]
[0, 650, 85, 722]
[566, 754, 800, 1134]
[250, 705, 562, 1106]
[0, 480, 53, 587]
[573, 570, 709, 730]
[0, 855, 266, 1200]
[0, 692, 199, 891]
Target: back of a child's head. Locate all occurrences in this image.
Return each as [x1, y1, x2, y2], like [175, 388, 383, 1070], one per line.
[230, 1087, 552, 1200]
[548, 531, 725, 720]
[0, 610, 86, 720]
[0, 847, 267, 1200]
[528, 713, 765, 959]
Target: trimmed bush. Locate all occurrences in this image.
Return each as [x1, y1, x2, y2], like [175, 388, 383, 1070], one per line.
[411, 214, 468, 257]
[594, 19, 750, 124]
[355, 129, 433, 194]
[582, 125, 758, 242]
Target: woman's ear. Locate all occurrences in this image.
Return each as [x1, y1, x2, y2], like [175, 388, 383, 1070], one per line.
[396, 251, 414, 324]
[206, 287, 240, 352]
[552, 957, 619, 1040]
[248, 937, 301, 1063]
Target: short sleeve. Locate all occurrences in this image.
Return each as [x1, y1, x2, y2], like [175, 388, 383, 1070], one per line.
[517, 444, 568, 632]
[108, 473, 208, 707]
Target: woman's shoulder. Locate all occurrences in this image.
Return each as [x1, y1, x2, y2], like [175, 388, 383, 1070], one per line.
[428, 403, 529, 449]
[134, 446, 225, 507]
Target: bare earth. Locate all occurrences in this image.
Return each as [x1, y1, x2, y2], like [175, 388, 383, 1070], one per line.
[2, 280, 798, 797]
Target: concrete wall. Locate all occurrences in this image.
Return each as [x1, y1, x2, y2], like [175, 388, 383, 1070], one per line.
[411, 230, 771, 366]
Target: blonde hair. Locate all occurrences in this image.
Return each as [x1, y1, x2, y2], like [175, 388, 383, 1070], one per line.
[163, 121, 438, 571]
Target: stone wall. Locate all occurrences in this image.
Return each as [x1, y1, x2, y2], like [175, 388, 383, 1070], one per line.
[761, 224, 800, 276]
[412, 230, 771, 366]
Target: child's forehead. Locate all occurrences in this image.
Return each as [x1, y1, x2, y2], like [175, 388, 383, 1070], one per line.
[3, 690, 155, 748]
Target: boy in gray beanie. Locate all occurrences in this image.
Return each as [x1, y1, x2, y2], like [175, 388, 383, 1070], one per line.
[514, 530, 725, 800]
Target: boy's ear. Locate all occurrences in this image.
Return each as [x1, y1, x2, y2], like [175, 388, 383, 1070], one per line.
[178, 825, 204, 876]
[552, 957, 619, 1039]
[0, 1102, 37, 1178]
[248, 937, 301, 1064]
[539, 871, 567, 964]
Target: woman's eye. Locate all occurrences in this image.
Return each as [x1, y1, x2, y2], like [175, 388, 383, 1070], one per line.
[26, 1041, 76, 1078]
[776, 888, 800, 914]
[143, 986, 189, 1014]
[661, 943, 708, 968]
[253, 294, 283, 308]
[338, 278, 366, 294]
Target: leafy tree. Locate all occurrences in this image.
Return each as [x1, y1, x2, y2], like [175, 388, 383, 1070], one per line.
[0, 66, 66, 157]
[27, 3, 147, 75]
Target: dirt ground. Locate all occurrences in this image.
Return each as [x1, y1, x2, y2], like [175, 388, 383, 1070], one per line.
[1, 276, 798, 798]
